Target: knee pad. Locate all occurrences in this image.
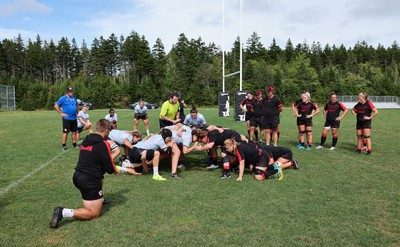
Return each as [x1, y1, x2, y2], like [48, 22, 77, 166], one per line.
[363, 135, 370, 139]
[299, 131, 306, 134]
[333, 134, 338, 138]
[305, 130, 312, 133]
[357, 134, 363, 138]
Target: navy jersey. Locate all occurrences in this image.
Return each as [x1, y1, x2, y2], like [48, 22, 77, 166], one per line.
[263, 95, 282, 117]
[294, 99, 318, 121]
[324, 101, 346, 121]
[353, 101, 375, 122]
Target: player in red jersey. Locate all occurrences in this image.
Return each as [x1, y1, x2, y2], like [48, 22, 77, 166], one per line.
[263, 86, 283, 146]
[351, 92, 378, 155]
[316, 92, 348, 151]
[292, 92, 320, 150]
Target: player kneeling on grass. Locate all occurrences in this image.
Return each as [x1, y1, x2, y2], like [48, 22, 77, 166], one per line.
[222, 139, 283, 181]
[117, 129, 173, 181]
[49, 119, 120, 228]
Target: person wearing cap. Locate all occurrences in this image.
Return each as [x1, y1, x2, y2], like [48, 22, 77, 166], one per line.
[292, 91, 320, 150]
[159, 92, 181, 128]
[54, 86, 79, 151]
[249, 90, 266, 143]
[263, 86, 283, 146]
[105, 109, 118, 129]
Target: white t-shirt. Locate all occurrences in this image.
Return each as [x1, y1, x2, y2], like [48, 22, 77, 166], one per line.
[134, 134, 167, 150]
[105, 113, 118, 122]
[109, 130, 132, 145]
[183, 113, 206, 127]
[134, 105, 148, 114]
[77, 110, 90, 128]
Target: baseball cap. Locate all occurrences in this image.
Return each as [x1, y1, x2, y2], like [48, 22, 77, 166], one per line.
[266, 86, 274, 93]
[255, 90, 262, 96]
[66, 86, 73, 92]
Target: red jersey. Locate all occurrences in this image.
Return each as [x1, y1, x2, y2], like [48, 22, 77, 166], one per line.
[353, 101, 375, 122]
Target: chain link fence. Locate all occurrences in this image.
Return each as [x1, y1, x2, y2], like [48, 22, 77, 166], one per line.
[337, 95, 400, 109]
[0, 85, 16, 111]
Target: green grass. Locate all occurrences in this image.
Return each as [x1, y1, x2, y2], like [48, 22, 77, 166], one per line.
[0, 108, 399, 247]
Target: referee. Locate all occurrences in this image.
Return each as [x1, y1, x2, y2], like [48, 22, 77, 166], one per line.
[49, 119, 120, 228]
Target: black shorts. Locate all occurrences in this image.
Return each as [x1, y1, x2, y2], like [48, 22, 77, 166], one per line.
[263, 146, 293, 161]
[324, 120, 341, 129]
[250, 117, 265, 129]
[135, 113, 147, 120]
[73, 172, 102, 201]
[263, 116, 279, 130]
[129, 147, 155, 163]
[159, 119, 173, 128]
[297, 118, 313, 127]
[62, 119, 78, 133]
[245, 113, 253, 122]
[77, 126, 84, 133]
[356, 120, 372, 130]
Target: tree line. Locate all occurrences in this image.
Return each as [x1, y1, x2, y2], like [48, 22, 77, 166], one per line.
[0, 31, 399, 110]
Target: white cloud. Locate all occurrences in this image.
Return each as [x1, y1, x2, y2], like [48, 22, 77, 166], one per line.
[0, 0, 52, 17]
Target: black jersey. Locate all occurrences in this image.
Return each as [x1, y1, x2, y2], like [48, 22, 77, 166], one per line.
[263, 95, 282, 117]
[294, 99, 318, 121]
[241, 98, 255, 117]
[75, 133, 117, 180]
[250, 98, 265, 117]
[207, 129, 241, 147]
[324, 101, 346, 121]
[233, 142, 262, 166]
[353, 101, 375, 122]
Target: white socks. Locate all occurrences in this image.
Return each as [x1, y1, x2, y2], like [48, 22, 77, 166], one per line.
[153, 167, 159, 176]
[62, 208, 74, 218]
[146, 130, 150, 136]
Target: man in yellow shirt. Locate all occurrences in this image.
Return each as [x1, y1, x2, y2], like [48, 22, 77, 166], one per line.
[159, 93, 181, 128]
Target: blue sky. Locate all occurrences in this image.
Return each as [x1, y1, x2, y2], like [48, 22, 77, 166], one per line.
[0, 0, 399, 51]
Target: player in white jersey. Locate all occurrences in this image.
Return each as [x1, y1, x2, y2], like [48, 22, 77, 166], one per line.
[183, 108, 207, 128]
[76, 106, 93, 140]
[134, 101, 150, 136]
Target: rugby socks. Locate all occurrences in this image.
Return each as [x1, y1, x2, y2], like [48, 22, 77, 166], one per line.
[332, 134, 338, 147]
[118, 167, 128, 172]
[146, 129, 150, 136]
[254, 130, 259, 140]
[62, 208, 74, 218]
[307, 141, 312, 148]
[153, 167, 160, 176]
[72, 143, 77, 148]
[320, 135, 327, 146]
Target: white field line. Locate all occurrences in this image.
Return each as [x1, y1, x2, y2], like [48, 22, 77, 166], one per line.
[0, 141, 82, 197]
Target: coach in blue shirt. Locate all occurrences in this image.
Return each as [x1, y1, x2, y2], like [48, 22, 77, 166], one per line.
[55, 86, 79, 151]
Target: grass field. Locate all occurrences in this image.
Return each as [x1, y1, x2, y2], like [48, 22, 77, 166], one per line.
[0, 107, 399, 247]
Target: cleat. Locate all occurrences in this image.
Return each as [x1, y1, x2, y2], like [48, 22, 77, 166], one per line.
[329, 146, 336, 151]
[366, 151, 372, 156]
[306, 145, 312, 151]
[297, 144, 304, 150]
[207, 164, 219, 170]
[115, 165, 121, 172]
[292, 160, 299, 170]
[102, 199, 110, 206]
[258, 140, 263, 144]
[73, 145, 79, 149]
[152, 175, 166, 181]
[355, 150, 361, 154]
[62, 146, 67, 151]
[316, 145, 323, 150]
[219, 173, 231, 179]
[274, 166, 283, 180]
[49, 207, 63, 228]
[170, 173, 182, 179]
[177, 163, 185, 170]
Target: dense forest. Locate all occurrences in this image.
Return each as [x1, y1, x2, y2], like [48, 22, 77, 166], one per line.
[0, 31, 399, 110]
